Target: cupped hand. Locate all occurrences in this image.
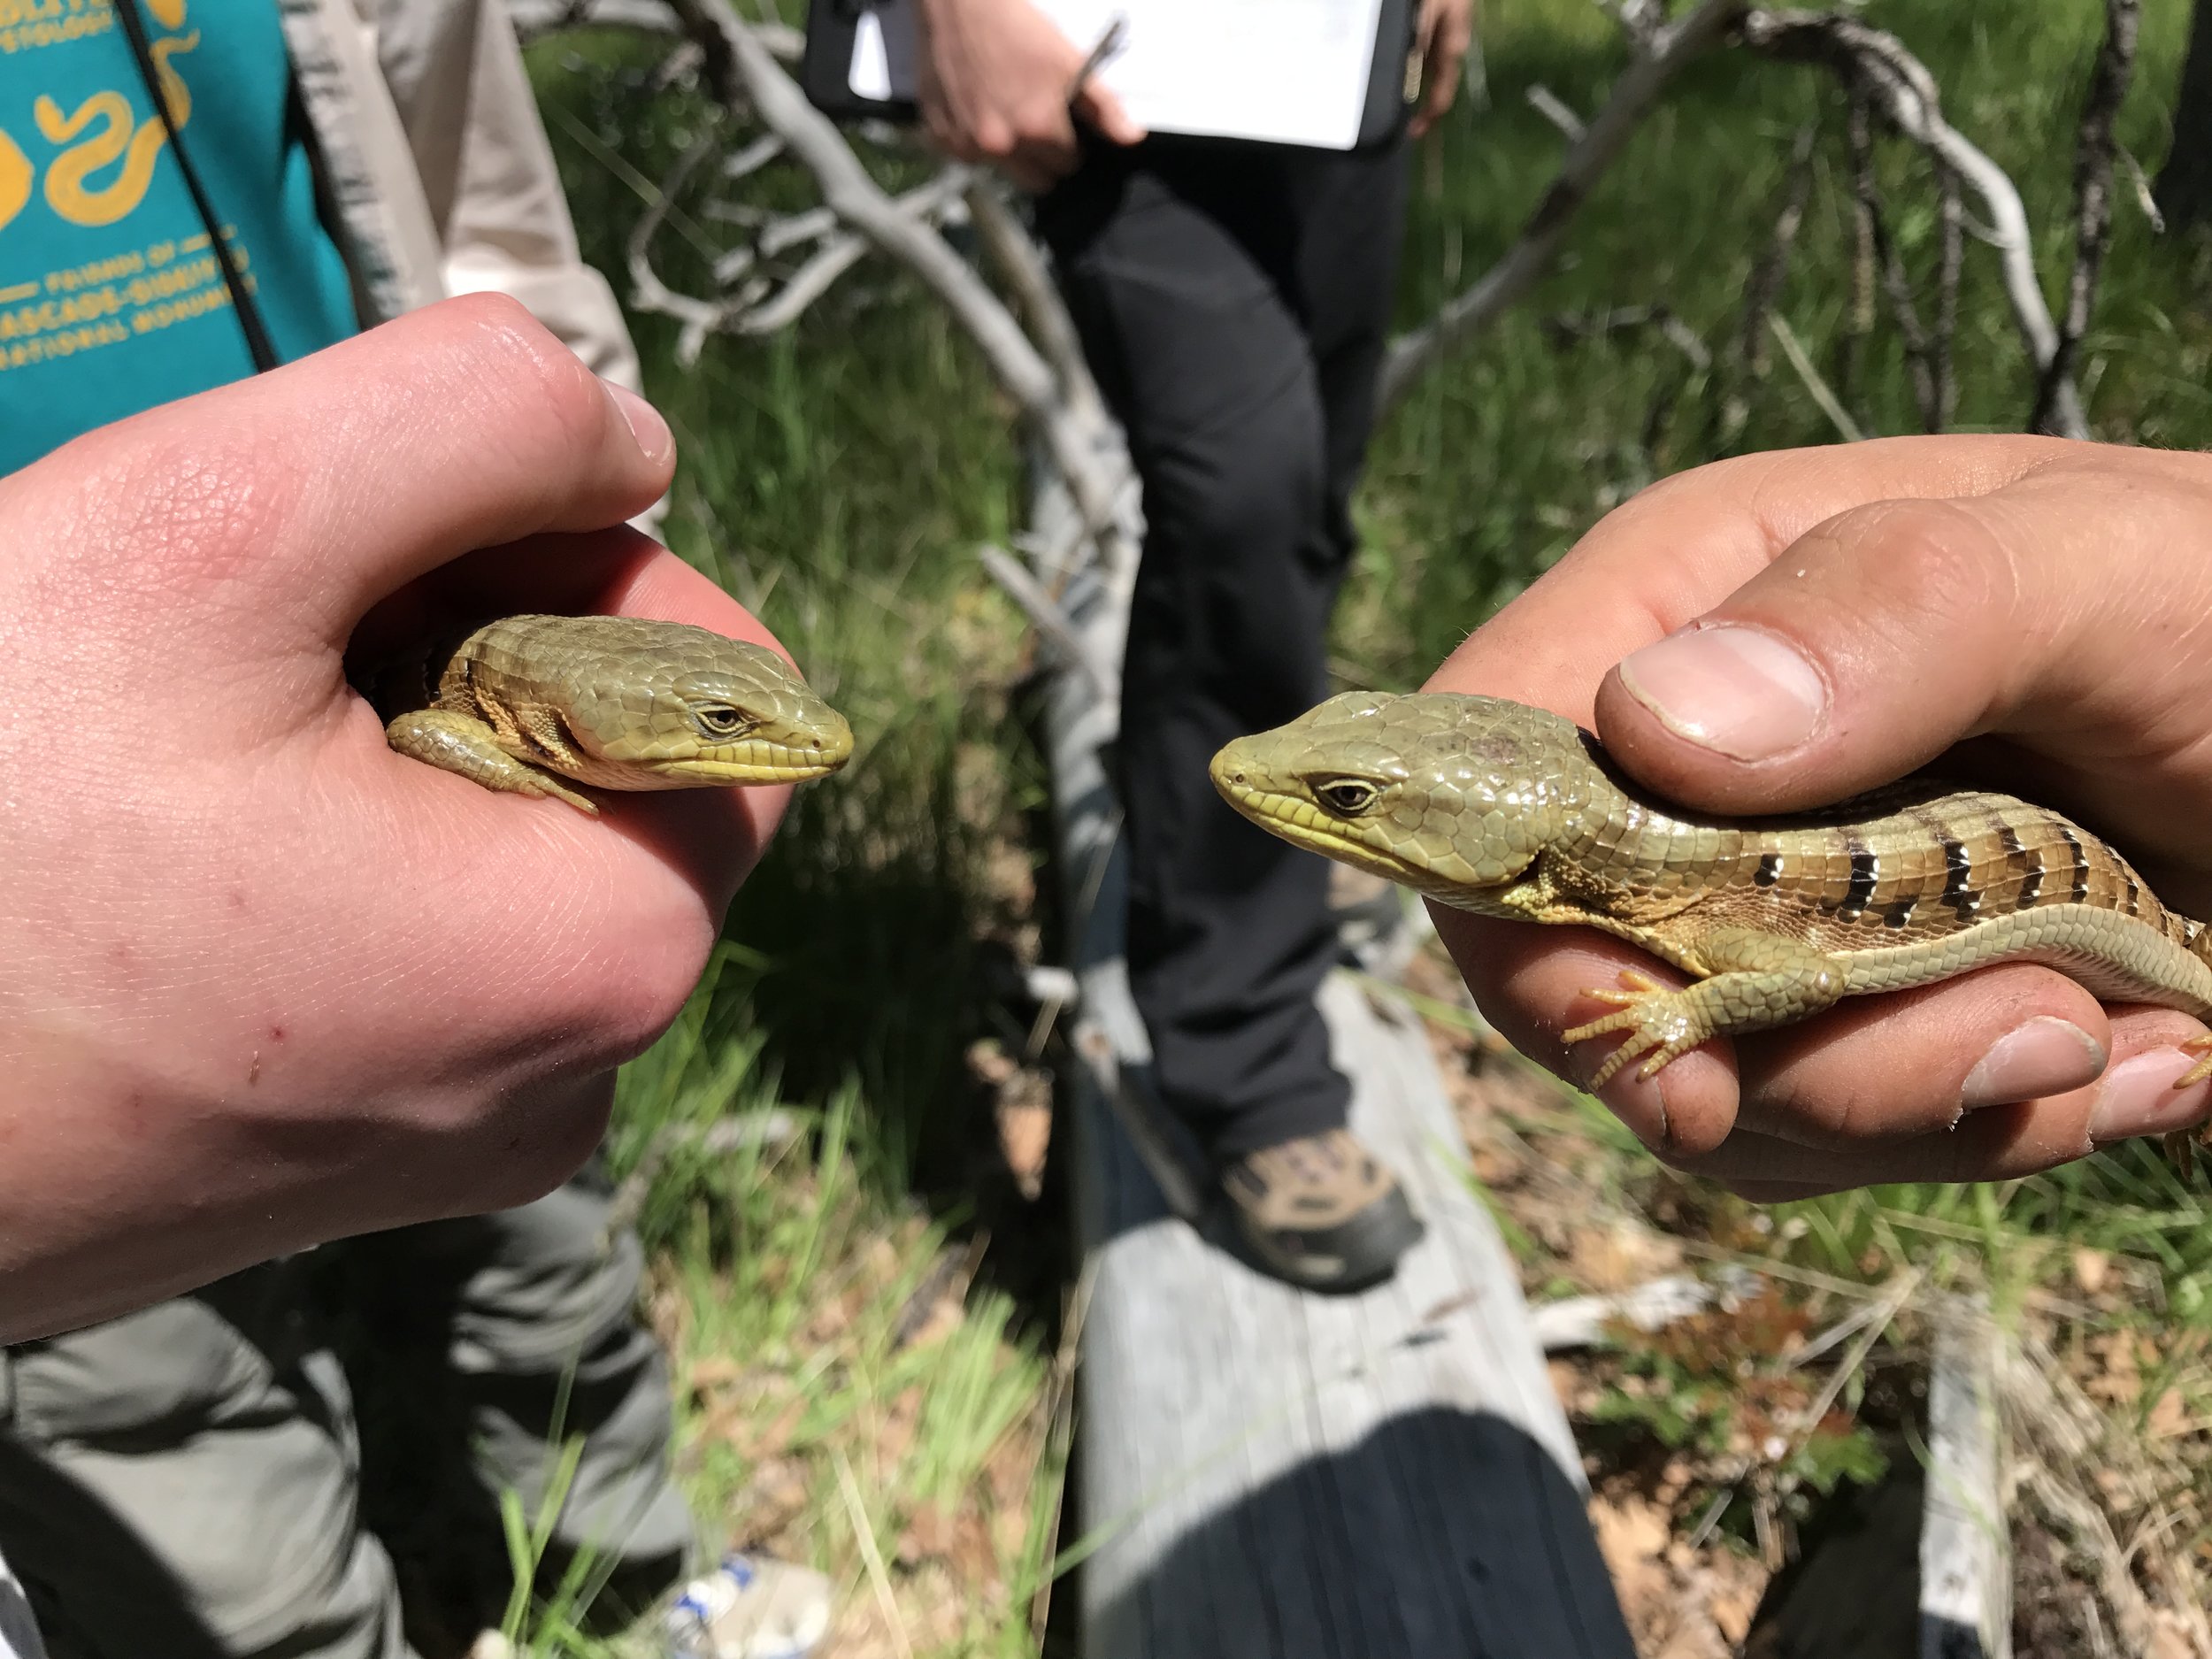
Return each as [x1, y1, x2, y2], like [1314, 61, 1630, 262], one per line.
[913, 0, 1144, 193]
[1425, 436, 2212, 1196]
[0, 296, 794, 1338]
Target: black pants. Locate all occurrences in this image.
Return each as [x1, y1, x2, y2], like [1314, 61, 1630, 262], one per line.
[1041, 137, 1409, 1160]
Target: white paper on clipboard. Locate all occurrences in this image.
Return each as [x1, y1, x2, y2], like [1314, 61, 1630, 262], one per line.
[849, 0, 1388, 151]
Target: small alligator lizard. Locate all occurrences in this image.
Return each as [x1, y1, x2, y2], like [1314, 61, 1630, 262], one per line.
[1212, 691, 2212, 1118]
[369, 614, 853, 813]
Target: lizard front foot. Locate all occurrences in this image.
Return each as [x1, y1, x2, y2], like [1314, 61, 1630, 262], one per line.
[2164, 1035, 2212, 1180]
[1563, 969, 1711, 1089]
[2177, 1032, 2212, 1090]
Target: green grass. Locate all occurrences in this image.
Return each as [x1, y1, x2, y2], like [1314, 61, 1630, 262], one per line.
[516, 0, 2212, 1645]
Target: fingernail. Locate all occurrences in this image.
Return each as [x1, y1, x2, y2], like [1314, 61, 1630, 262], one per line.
[2088, 1048, 2211, 1144]
[1616, 626, 1826, 761]
[1960, 1017, 2106, 1110]
[1567, 1054, 1671, 1149]
[603, 379, 673, 466]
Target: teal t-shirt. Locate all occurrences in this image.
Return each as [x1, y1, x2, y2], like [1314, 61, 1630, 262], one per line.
[0, 0, 358, 472]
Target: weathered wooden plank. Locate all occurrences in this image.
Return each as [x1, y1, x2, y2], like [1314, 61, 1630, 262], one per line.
[1921, 1298, 2010, 1659]
[1071, 969, 1633, 1657]
[1071, 972, 1632, 1655]
[1018, 450, 1626, 1655]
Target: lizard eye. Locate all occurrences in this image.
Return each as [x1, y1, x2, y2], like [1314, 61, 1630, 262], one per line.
[1315, 779, 1379, 817]
[694, 705, 755, 739]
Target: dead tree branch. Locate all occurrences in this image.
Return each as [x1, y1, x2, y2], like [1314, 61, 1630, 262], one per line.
[1378, 0, 1746, 416]
[1717, 122, 1815, 445]
[1739, 8, 2089, 437]
[1933, 159, 1962, 428]
[964, 180, 1105, 428]
[1525, 84, 1587, 142]
[657, 0, 1133, 545]
[2032, 0, 2140, 434]
[1844, 95, 1944, 429]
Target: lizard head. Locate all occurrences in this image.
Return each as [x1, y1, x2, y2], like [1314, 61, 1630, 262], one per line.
[1210, 691, 1589, 903]
[559, 621, 855, 785]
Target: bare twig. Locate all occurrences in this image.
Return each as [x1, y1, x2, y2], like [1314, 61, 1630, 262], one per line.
[2033, 0, 2140, 434]
[1769, 313, 1865, 442]
[508, 0, 803, 58]
[602, 1110, 803, 1244]
[664, 0, 1132, 543]
[626, 123, 737, 365]
[1544, 304, 1711, 370]
[1525, 84, 1586, 142]
[964, 181, 1104, 426]
[720, 132, 784, 181]
[978, 545, 1116, 699]
[1686, 1271, 1916, 1551]
[1934, 157, 1962, 428]
[1379, 0, 1746, 415]
[1528, 1267, 1756, 1350]
[1720, 123, 1816, 443]
[1740, 8, 2089, 438]
[1839, 91, 1878, 408]
[1845, 94, 1944, 429]
[734, 231, 867, 331]
[2117, 143, 2165, 234]
[1609, 0, 1670, 54]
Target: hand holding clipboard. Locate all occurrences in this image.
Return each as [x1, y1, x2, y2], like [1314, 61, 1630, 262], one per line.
[803, 0, 1455, 164]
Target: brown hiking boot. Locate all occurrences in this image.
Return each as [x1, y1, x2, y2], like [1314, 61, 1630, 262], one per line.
[1220, 1129, 1424, 1293]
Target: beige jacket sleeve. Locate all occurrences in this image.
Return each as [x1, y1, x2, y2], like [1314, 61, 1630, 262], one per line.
[355, 0, 647, 394]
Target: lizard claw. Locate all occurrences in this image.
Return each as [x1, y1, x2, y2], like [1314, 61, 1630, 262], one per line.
[2177, 1031, 2212, 1091]
[2165, 1036, 2212, 1182]
[1574, 968, 1665, 1010]
[1563, 970, 1703, 1090]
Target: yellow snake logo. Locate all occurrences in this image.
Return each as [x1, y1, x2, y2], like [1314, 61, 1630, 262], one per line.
[0, 127, 29, 232]
[32, 27, 197, 228]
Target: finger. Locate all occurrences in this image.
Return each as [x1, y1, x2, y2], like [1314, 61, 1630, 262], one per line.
[1433, 909, 1744, 1154]
[1587, 447, 2212, 816]
[1440, 903, 2202, 1165]
[54, 295, 678, 633]
[1414, 31, 1467, 134]
[1075, 83, 1147, 146]
[1726, 965, 2114, 1148]
[1001, 150, 1064, 194]
[1423, 437, 2076, 719]
[1672, 1029, 2212, 1189]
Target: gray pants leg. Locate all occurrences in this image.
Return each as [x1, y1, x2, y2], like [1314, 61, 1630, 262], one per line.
[0, 1263, 408, 1659]
[338, 1164, 697, 1608]
[0, 1171, 691, 1658]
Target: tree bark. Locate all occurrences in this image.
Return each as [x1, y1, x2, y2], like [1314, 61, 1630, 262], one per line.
[2156, 0, 2212, 229]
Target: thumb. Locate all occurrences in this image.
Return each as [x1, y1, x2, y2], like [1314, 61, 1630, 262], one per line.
[52, 295, 678, 641]
[1076, 82, 1147, 147]
[1586, 455, 2212, 817]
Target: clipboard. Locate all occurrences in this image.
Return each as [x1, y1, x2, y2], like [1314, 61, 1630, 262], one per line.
[801, 0, 1420, 153]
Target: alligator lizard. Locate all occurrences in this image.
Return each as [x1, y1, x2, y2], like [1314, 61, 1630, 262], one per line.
[369, 614, 853, 814]
[1211, 690, 2212, 1119]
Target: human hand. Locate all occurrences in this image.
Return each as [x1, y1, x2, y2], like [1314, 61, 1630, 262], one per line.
[0, 296, 793, 1339]
[1425, 436, 2212, 1197]
[913, 0, 1144, 193]
[1409, 0, 1474, 138]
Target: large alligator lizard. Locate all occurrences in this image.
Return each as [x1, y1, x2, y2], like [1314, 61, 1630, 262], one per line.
[1212, 691, 2212, 1115]
[369, 614, 853, 813]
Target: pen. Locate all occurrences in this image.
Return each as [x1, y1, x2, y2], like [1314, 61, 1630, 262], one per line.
[1071, 12, 1129, 101]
